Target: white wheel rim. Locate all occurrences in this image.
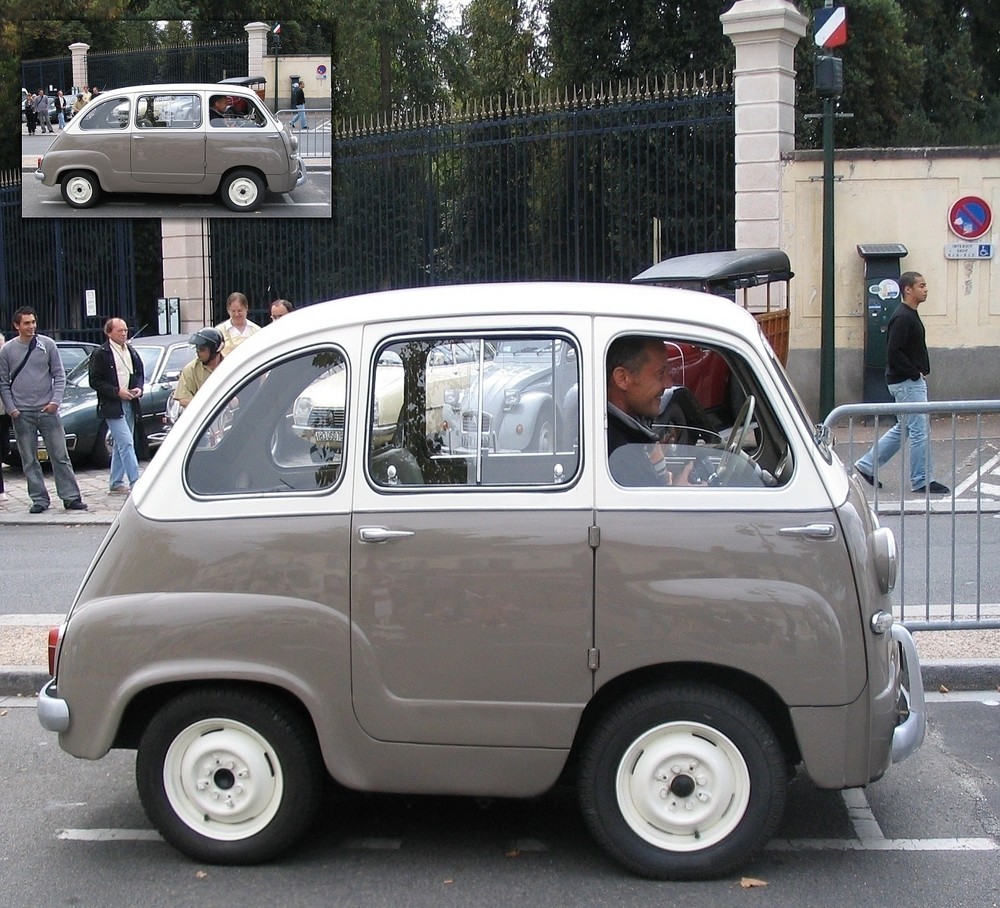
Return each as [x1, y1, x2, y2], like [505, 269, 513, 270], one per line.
[228, 177, 259, 208]
[162, 718, 283, 841]
[615, 721, 750, 852]
[67, 177, 93, 203]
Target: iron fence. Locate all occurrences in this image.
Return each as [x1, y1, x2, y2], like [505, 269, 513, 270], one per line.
[824, 400, 1000, 631]
[334, 73, 734, 299]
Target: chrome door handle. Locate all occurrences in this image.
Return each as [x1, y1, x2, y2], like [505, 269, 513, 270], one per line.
[778, 523, 836, 539]
[358, 526, 415, 543]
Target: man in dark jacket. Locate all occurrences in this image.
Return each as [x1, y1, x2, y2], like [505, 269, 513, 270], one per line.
[89, 318, 145, 494]
[854, 271, 949, 494]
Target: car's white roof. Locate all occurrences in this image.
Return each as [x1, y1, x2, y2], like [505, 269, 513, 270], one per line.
[89, 83, 262, 97]
[253, 282, 770, 352]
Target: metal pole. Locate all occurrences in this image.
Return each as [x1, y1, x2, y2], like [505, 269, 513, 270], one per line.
[819, 94, 836, 418]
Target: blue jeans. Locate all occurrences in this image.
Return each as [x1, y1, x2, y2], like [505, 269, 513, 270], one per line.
[855, 377, 933, 490]
[290, 104, 307, 129]
[107, 407, 139, 489]
[11, 409, 82, 506]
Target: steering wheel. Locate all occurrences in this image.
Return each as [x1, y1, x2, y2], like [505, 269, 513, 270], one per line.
[713, 394, 755, 485]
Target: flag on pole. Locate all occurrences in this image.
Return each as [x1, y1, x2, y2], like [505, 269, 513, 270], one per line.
[814, 7, 847, 48]
[273, 23, 282, 36]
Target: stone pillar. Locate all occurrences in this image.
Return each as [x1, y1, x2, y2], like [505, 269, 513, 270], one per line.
[69, 42, 89, 96]
[245, 22, 270, 80]
[161, 219, 213, 334]
[721, 0, 808, 250]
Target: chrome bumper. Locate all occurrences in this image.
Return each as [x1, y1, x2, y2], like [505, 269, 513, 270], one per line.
[33, 168, 44, 182]
[890, 623, 926, 763]
[295, 158, 307, 188]
[37, 678, 70, 733]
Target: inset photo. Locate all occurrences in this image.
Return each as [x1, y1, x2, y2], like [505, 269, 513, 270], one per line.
[21, 20, 330, 218]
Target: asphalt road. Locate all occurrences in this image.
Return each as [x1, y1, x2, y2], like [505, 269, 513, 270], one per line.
[1, 692, 997, 908]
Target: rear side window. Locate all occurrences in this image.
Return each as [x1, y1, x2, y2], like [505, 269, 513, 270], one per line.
[367, 334, 581, 489]
[135, 94, 201, 129]
[79, 97, 129, 130]
[186, 348, 347, 495]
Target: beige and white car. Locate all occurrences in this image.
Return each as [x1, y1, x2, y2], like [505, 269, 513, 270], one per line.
[38, 283, 922, 879]
[34, 82, 306, 211]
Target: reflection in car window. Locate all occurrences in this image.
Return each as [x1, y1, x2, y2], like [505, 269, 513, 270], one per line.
[606, 336, 792, 489]
[135, 347, 163, 380]
[186, 349, 347, 495]
[369, 335, 580, 489]
[163, 345, 195, 378]
[136, 94, 201, 129]
[79, 97, 130, 130]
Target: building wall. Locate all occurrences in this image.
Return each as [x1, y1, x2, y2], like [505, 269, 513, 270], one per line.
[782, 147, 1000, 415]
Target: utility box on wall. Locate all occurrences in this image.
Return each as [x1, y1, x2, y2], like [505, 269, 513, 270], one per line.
[856, 244, 908, 403]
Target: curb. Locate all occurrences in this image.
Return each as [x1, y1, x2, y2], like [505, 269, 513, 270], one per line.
[4, 661, 999, 700]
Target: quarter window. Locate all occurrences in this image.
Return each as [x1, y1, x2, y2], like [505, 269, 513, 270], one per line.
[135, 94, 201, 128]
[78, 97, 130, 130]
[368, 335, 581, 489]
[186, 349, 347, 495]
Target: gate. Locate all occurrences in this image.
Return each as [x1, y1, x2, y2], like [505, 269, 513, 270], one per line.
[823, 400, 1000, 631]
[334, 72, 735, 298]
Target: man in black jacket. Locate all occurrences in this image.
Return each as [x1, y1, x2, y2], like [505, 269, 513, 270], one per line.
[854, 271, 949, 495]
[89, 318, 145, 494]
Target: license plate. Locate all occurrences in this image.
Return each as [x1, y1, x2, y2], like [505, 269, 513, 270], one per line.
[312, 428, 343, 444]
[37, 448, 49, 462]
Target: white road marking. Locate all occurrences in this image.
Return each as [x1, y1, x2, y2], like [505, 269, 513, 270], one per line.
[0, 613, 64, 626]
[58, 828, 162, 842]
[955, 451, 1000, 497]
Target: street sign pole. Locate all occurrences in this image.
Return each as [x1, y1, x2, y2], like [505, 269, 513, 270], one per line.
[820, 94, 836, 418]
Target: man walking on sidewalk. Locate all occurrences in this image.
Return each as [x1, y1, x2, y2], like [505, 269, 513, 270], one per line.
[854, 271, 949, 495]
[0, 307, 87, 513]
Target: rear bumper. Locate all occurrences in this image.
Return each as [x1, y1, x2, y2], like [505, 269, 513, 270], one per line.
[295, 157, 307, 189]
[37, 678, 70, 733]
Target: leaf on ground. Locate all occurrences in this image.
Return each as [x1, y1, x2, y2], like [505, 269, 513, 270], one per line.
[195, 870, 208, 879]
[939, 684, 950, 694]
[0, 709, 8, 718]
[740, 877, 768, 889]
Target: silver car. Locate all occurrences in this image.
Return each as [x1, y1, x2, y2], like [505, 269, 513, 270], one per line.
[34, 83, 306, 211]
[38, 283, 922, 879]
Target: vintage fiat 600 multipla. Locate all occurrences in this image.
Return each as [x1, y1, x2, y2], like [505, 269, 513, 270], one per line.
[38, 281, 922, 880]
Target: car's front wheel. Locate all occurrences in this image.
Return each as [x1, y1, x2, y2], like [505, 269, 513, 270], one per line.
[220, 169, 265, 212]
[579, 683, 787, 880]
[136, 687, 324, 864]
[60, 171, 101, 208]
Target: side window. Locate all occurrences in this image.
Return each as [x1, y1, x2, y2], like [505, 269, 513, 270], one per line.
[186, 349, 347, 495]
[606, 335, 793, 489]
[79, 97, 129, 130]
[162, 345, 195, 380]
[135, 94, 201, 128]
[368, 335, 580, 489]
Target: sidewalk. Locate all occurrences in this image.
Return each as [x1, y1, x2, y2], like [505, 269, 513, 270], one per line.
[1, 464, 997, 697]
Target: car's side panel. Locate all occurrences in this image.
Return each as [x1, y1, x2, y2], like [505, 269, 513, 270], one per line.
[131, 130, 207, 185]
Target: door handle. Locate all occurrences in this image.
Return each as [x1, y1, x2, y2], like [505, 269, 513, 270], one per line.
[778, 523, 836, 539]
[358, 526, 415, 544]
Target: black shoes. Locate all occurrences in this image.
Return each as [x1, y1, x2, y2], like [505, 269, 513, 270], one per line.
[854, 467, 882, 489]
[29, 503, 49, 514]
[913, 481, 950, 495]
[64, 498, 88, 511]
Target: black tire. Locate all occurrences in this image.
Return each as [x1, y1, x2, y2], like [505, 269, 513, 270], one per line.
[220, 169, 265, 212]
[136, 687, 324, 865]
[578, 683, 787, 880]
[60, 170, 101, 208]
[90, 420, 112, 470]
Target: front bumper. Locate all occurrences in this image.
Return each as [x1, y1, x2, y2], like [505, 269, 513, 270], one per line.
[890, 623, 926, 763]
[37, 678, 70, 733]
[295, 157, 307, 189]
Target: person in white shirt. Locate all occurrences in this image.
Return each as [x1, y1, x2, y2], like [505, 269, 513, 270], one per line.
[215, 292, 260, 355]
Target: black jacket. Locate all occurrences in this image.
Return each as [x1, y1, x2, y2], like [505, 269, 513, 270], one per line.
[607, 405, 661, 487]
[89, 341, 148, 457]
[885, 303, 930, 383]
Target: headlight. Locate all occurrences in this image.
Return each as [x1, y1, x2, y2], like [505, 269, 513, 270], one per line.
[292, 396, 312, 424]
[503, 388, 521, 408]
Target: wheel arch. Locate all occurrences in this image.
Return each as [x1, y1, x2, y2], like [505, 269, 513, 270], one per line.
[575, 663, 800, 769]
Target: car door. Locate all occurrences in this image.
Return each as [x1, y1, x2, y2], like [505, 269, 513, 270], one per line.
[592, 319, 867, 708]
[130, 92, 207, 185]
[349, 320, 595, 749]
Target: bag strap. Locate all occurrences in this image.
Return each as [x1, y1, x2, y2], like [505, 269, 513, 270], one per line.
[8, 336, 38, 386]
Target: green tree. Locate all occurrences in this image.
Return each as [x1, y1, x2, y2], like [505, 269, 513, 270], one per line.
[454, 0, 544, 99]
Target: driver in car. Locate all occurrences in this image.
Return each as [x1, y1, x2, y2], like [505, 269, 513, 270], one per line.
[607, 335, 694, 487]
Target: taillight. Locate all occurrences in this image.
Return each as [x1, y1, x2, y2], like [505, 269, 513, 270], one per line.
[47, 625, 63, 677]
[37, 156, 42, 168]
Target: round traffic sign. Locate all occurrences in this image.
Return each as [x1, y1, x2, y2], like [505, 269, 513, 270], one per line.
[948, 196, 992, 240]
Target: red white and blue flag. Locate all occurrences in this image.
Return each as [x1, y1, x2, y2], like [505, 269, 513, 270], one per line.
[814, 7, 847, 48]
[273, 23, 282, 36]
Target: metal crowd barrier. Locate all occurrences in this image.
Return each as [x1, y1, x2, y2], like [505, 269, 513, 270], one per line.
[275, 108, 329, 158]
[823, 400, 1000, 631]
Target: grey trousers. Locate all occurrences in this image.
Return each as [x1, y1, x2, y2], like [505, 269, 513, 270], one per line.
[11, 409, 82, 505]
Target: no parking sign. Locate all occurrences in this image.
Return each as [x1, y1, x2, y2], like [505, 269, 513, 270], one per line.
[948, 196, 992, 240]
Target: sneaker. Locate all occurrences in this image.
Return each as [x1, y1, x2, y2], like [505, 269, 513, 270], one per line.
[109, 485, 130, 495]
[913, 481, 950, 495]
[63, 498, 89, 511]
[29, 503, 49, 514]
[854, 466, 882, 489]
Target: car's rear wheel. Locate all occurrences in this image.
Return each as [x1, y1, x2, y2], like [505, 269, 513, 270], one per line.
[136, 687, 324, 864]
[221, 169, 265, 212]
[61, 171, 101, 208]
[579, 682, 787, 880]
